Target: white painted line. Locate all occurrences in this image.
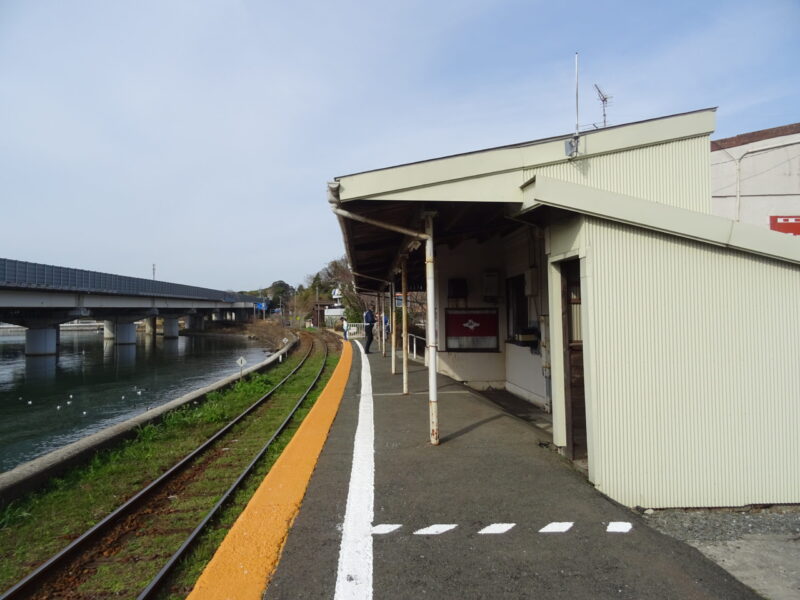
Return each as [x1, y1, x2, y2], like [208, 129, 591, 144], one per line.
[371, 524, 402, 535]
[335, 341, 374, 599]
[607, 521, 633, 533]
[538, 522, 574, 533]
[478, 523, 516, 535]
[413, 524, 459, 535]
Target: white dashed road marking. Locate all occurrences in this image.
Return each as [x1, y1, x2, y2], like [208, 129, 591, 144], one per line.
[539, 522, 574, 533]
[371, 521, 633, 535]
[478, 523, 516, 534]
[372, 524, 402, 535]
[413, 524, 459, 535]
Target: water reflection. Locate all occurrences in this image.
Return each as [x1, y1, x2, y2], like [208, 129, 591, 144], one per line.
[0, 330, 267, 471]
[162, 338, 181, 358]
[25, 355, 57, 381]
[103, 339, 115, 365]
[116, 345, 136, 369]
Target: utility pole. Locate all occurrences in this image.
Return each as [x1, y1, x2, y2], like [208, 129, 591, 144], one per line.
[152, 264, 156, 280]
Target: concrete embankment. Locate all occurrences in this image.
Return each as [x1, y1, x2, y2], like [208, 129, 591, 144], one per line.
[0, 334, 298, 504]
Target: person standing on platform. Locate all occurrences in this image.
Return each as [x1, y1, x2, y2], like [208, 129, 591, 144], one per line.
[363, 306, 376, 353]
[341, 316, 348, 340]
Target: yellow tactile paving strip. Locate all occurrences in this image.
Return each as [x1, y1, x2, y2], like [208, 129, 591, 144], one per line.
[187, 342, 353, 600]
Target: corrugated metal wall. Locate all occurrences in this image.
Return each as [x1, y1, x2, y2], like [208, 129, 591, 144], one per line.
[525, 136, 711, 213]
[583, 218, 800, 507]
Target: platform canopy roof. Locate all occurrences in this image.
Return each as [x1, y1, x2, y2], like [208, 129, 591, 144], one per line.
[326, 107, 800, 293]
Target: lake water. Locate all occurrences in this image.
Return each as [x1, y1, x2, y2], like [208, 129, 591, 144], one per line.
[0, 331, 269, 472]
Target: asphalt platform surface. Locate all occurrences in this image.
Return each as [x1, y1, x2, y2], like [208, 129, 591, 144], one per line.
[265, 343, 761, 599]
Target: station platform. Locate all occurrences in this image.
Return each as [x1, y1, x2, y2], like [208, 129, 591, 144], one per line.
[262, 342, 758, 599]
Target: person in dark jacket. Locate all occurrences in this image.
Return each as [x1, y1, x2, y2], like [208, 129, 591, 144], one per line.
[363, 306, 376, 353]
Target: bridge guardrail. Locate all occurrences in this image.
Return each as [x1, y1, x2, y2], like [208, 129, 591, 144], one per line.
[0, 258, 258, 303]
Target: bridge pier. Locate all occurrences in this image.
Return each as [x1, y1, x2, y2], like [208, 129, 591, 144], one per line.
[144, 316, 157, 339]
[25, 327, 58, 356]
[116, 322, 137, 344]
[163, 317, 180, 339]
[103, 320, 137, 344]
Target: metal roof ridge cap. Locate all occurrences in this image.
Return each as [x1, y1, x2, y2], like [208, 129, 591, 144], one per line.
[531, 179, 800, 265]
[338, 166, 525, 203]
[534, 176, 730, 246]
[727, 220, 800, 264]
[333, 107, 718, 181]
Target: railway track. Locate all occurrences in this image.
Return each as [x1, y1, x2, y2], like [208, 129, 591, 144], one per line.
[1, 330, 341, 600]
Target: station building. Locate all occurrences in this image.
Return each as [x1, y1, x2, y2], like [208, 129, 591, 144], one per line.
[329, 108, 800, 509]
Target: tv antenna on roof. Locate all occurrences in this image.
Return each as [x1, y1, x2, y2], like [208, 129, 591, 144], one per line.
[594, 84, 611, 128]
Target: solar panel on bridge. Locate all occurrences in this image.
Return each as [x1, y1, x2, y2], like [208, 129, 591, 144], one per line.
[0, 258, 257, 303]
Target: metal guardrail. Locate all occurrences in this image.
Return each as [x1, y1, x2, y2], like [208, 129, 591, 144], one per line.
[0, 258, 258, 303]
[345, 322, 366, 338]
[408, 333, 427, 364]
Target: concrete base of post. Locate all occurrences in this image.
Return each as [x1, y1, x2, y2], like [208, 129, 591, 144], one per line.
[25, 327, 58, 356]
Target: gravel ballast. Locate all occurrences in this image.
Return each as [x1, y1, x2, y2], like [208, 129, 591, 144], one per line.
[643, 506, 800, 600]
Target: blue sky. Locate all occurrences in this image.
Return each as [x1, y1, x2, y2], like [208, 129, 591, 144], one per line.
[1, 0, 798, 290]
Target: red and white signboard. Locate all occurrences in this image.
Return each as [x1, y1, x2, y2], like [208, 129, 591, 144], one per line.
[770, 216, 800, 236]
[445, 308, 499, 351]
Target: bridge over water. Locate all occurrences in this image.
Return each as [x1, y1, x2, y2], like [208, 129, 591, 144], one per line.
[0, 259, 257, 355]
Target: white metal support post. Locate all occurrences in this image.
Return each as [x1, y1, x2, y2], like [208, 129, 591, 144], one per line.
[401, 257, 409, 395]
[391, 281, 397, 374]
[379, 291, 385, 356]
[425, 213, 439, 445]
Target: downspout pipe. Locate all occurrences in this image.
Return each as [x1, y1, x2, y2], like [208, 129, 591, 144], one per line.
[731, 140, 800, 222]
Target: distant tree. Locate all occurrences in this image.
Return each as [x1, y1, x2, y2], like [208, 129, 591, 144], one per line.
[264, 280, 295, 313]
[322, 256, 367, 316]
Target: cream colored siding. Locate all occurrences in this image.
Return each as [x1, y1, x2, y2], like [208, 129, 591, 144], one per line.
[338, 109, 716, 201]
[583, 217, 800, 507]
[525, 137, 711, 213]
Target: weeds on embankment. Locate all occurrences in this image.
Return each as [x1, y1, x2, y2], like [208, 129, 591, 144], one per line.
[0, 344, 339, 596]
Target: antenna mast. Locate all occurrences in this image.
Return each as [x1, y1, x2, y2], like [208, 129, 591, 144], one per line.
[564, 52, 580, 158]
[593, 84, 611, 128]
[574, 52, 580, 136]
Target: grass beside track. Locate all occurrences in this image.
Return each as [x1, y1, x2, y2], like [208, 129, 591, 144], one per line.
[155, 349, 340, 599]
[0, 340, 339, 595]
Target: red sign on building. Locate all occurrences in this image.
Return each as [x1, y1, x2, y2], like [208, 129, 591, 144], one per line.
[770, 216, 800, 236]
[445, 308, 499, 351]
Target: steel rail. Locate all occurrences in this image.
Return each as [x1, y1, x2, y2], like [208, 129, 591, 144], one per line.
[0, 337, 314, 600]
[138, 336, 330, 599]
